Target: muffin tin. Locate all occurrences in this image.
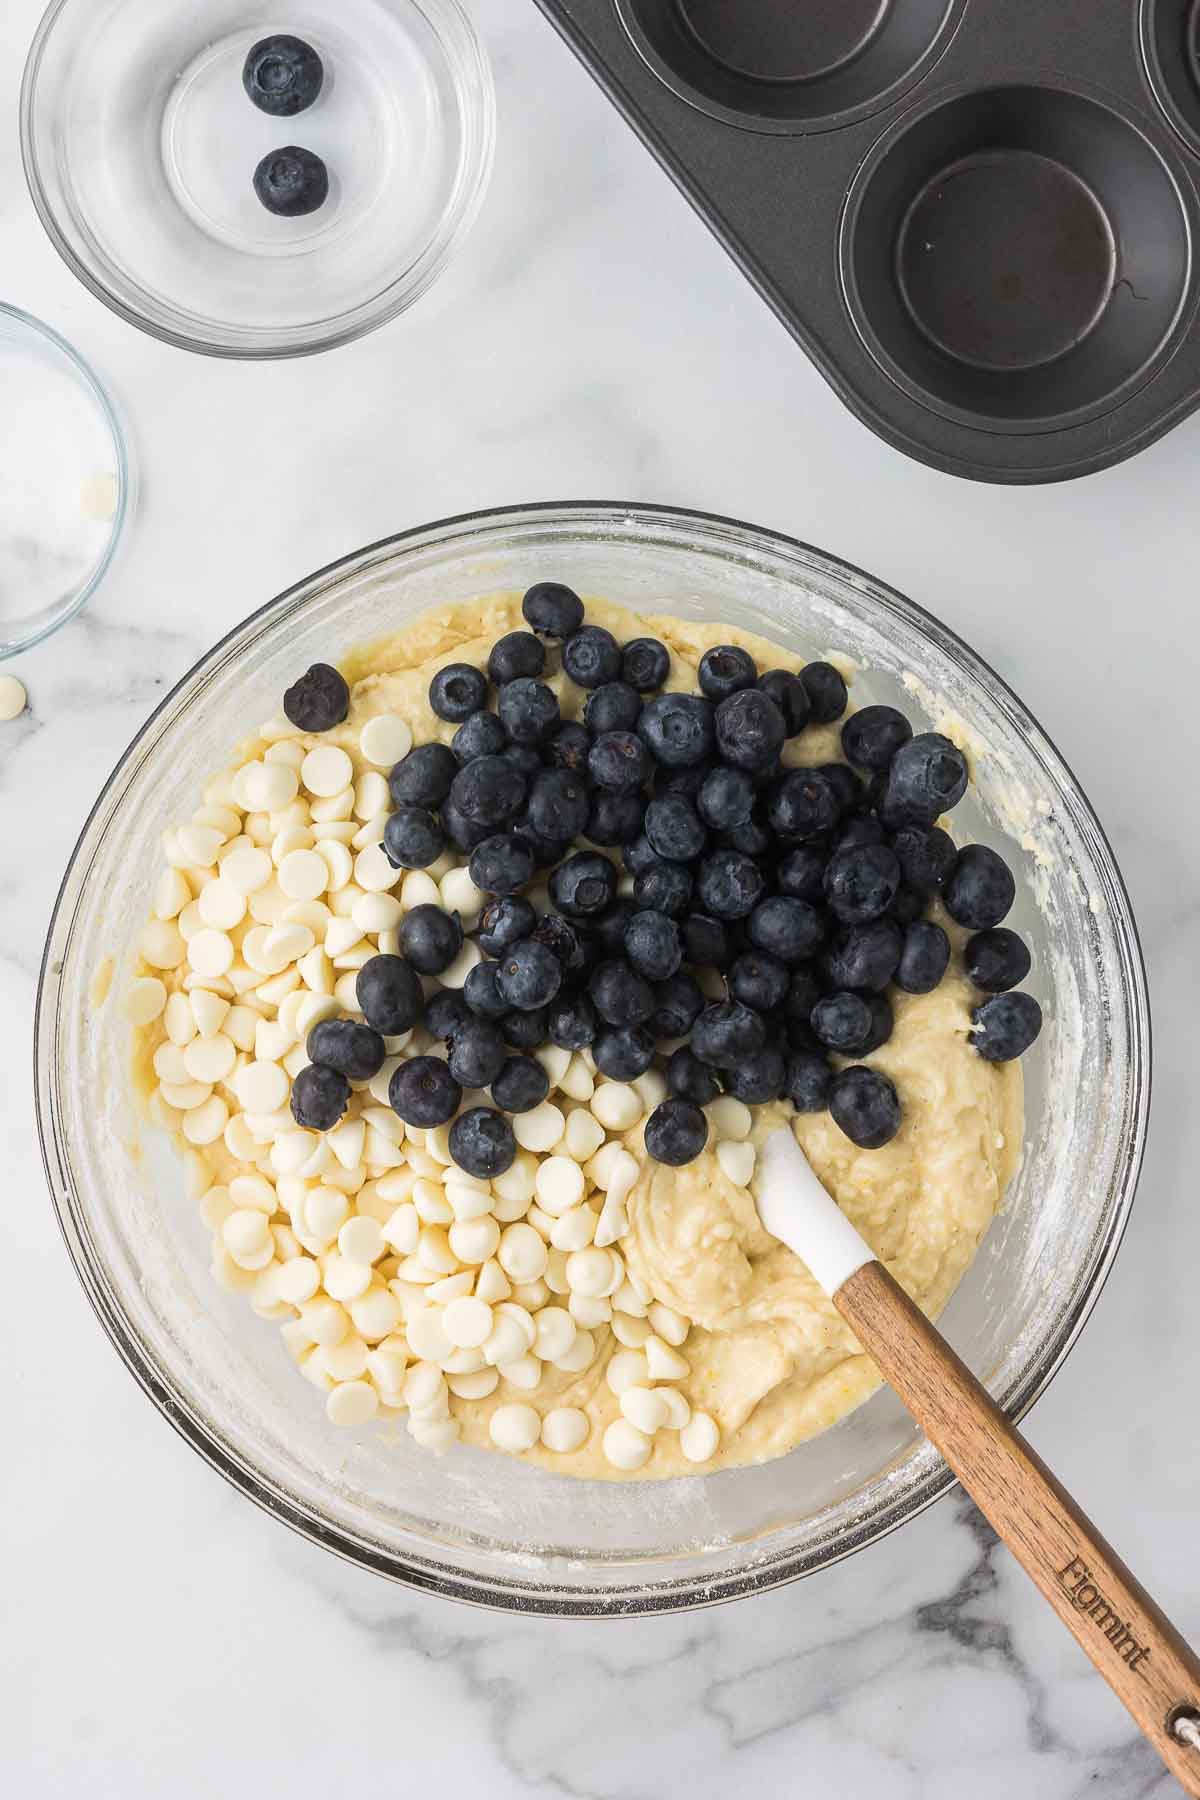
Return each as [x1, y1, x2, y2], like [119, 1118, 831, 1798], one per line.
[533, 0, 1200, 482]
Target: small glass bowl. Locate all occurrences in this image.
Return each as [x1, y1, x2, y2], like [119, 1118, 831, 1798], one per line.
[21, 0, 495, 358]
[0, 304, 129, 657]
[37, 503, 1149, 1615]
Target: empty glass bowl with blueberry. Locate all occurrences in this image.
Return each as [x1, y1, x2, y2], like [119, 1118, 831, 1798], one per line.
[21, 0, 494, 356]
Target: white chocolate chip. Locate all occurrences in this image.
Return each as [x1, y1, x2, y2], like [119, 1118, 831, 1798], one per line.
[301, 745, 354, 798]
[680, 1411, 719, 1463]
[326, 1381, 378, 1426]
[605, 1348, 649, 1394]
[534, 1155, 585, 1216]
[708, 1095, 752, 1141]
[541, 1407, 589, 1453]
[513, 1102, 565, 1153]
[648, 1302, 689, 1347]
[590, 1083, 643, 1131]
[360, 714, 412, 768]
[125, 977, 166, 1025]
[0, 674, 28, 721]
[645, 1336, 690, 1381]
[489, 1404, 540, 1453]
[716, 1139, 756, 1187]
[620, 1386, 671, 1434]
[442, 1295, 493, 1349]
[602, 1420, 651, 1472]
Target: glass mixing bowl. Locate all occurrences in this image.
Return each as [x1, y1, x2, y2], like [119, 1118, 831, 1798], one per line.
[21, 0, 494, 357]
[36, 502, 1149, 1614]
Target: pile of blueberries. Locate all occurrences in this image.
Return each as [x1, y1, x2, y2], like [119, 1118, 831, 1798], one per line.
[283, 583, 1041, 1179]
[243, 36, 330, 219]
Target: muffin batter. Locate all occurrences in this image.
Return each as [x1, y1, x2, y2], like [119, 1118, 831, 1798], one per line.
[130, 594, 1023, 1478]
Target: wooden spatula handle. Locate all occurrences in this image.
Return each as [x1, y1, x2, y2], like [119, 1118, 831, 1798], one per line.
[836, 1260, 1200, 1796]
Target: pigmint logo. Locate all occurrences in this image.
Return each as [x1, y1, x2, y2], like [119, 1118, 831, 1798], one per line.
[1058, 1556, 1151, 1672]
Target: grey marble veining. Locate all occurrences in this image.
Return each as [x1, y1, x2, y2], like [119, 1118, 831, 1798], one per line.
[4, 0, 1199, 1794]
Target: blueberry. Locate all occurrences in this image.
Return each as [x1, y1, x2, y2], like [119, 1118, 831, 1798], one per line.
[680, 912, 729, 969]
[648, 971, 704, 1039]
[502, 741, 545, 779]
[768, 769, 841, 842]
[243, 34, 324, 116]
[522, 582, 584, 639]
[452, 755, 527, 830]
[388, 1057, 462, 1128]
[833, 815, 886, 853]
[638, 693, 715, 768]
[892, 885, 925, 927]
[531, 913, 594, 979]
[783, 1016, 821, 1054]
[589, 959, 655, 1028]
[282, 662, 348, 732]
[722, 1046, 786, 1105]
[811, 991, 875, 1053]
[729, 951, 790, 1013]
[945, 845, 1016, 930]
[589, 898, 635, 958]
[524, 769, 590, 841]
[622, 637, 670, 692]
[493, 939, 561, 1011]
[698, 766, 754, 831]
[890, 823, 956, 892]
[800, 662, 848, 724]
[666, 1047, 719, 1106]
[429, 662, 487, 723]
[719, 817, 772, 859]
[698, 644, 756, 701]
[388, 742, 457, 809]
[502, 1006, 548, 1049]
[655, 763, 710, 801]
[398, 904, 463, 975]
[585, 790, 646, 846]
[253, 146, 328, 217]
[441, 803, 493, 855]
[307, 1017, 386, 1081]
[383, 806, 444, 870]
[776, 845, 828, 901]
[594, 1025, 655, 1080]
[449, 1107, 516, 1178]
[356, 954, 424, 1034]
[423, 988, 471, 1042]
[715, 689, 786, 773]
[469, 834, 536, 897]
[488, 631, 545, 685]
[818, 763, 864, 814]
[511, 822, 569, 869]
[830, 1067, 902, 1148]
[894, 920, 951, 995]
[463, 960, 511, 1020]
[644, 793, 706, 863]
[964, 928, 1031, 993]
[452, 711, 507, 764]
[880, 733, 969, 830]
[623, 833, 660, 876]
[588, 729, 649, 791]
[756, 669, 810, 736]
[624, 909, 682, 982]
[782, 966, 820, 1024]
[492, 1055, 551, 1113]
[971, 991, 1042, 1062]
[841, 705, 913, 772]
[633, 859, 693, 918]
[584, 682, 642, 735]
[546, 720, 591, 774]
[478, 895, 537, 957]
[290, 1062, 349, 1131]
[448, 1019, 507, 1088]
[548, 852, 616, 919]
[644, 1099, 709, 1167]
[562, 625, 621, 688]
[498, 676, 559, 746]
[548, 993, 597, 1051]
[747, 895, 825, 964]
[785, 1052, 833, 1112]
[695, 849, 765, 920]
[823, 843, 901, 925]
[822, 919, 903, 993]
[691, 1001, 766, 1066]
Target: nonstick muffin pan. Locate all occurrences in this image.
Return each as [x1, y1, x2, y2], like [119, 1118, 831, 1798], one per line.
[533, 0, 1200, 482]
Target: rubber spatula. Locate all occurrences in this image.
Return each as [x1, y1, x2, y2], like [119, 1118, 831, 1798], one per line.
[758, 1127, 1200, 1794]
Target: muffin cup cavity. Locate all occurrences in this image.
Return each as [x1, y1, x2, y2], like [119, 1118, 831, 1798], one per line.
[613, 0, 965, 132]
[1140, 0, 1200, 158]
[841, 85, 1192, 430]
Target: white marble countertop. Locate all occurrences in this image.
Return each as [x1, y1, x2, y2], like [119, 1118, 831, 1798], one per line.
[6, 1, 1200, 1793]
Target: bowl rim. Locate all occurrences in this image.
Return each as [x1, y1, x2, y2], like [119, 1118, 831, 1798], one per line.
[0, 302, 131, 656]
[34, 498, 1152, 1615]
[19, 0, 496, 360]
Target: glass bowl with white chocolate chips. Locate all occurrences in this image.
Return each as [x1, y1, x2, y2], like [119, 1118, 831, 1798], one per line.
[37, 502, 1148, 1615]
